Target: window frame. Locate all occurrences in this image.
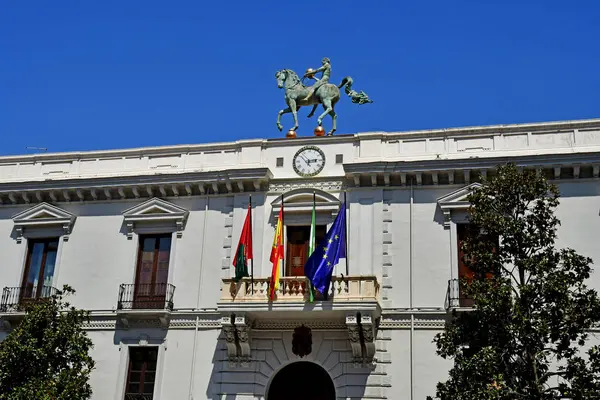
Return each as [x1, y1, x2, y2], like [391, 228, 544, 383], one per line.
[115, 338, 166, 400]
[124, 346, 159, 398]
[21, 237, 60, 299]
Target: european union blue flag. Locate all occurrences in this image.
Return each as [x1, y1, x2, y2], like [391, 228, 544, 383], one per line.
[304, 202, 346, 297]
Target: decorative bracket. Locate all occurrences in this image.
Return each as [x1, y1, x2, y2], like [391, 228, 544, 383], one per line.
[442, 210, 452, 229]
[346, 312, 377, 366]
[221, 313, 252, 367]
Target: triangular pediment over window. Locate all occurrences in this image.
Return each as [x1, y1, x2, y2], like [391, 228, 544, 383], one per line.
[12, 202, 77, 242]
[437, 183, 482, 211]
[270, 188, 341, 214]
[437, 183, 482, 228]
[122, 197, 189, 239]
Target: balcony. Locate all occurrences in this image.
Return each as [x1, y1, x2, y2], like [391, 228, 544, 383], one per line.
[116, 283, 175, 329]
[124, 395, 153, 400]
[218, 275, 381, 365]
[1, 285, 58, 312]
[221, 275, 378, 302]
[218, 275, 380, 317]
[0, 286, 58, 329]
[445, 278, 475, 311]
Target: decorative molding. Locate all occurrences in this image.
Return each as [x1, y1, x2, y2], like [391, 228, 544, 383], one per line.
[122, 197, 189, 239]
[270, 187, 341, 214]
[268, 179, 345, 193]
[378, 311, 446, 329]
[221, 198, 234, 279]
[252, 319, 347, 330]
[116, 310, 172, 329]
[11, 202, 76, 243]
[382, 194, 393, 307]
[0, 168, 272, 206]
[437, 183, 482, 228]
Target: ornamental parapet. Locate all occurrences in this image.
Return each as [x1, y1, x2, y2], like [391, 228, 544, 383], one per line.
[219, 275, 379, 303]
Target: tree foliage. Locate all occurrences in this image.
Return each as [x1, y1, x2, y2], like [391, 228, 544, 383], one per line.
[0, 285, 95, 400]
[428, 163, 600, 399]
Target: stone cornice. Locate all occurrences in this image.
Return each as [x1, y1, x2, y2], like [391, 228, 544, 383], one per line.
[0, 168, 272, 205]
[344, 150, 600, 174]
[344, 151, 600, 187]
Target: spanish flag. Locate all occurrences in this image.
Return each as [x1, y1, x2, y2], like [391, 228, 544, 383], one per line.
[269, 207, 284, 300]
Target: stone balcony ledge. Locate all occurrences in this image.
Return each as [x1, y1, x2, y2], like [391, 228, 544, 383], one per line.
[219, 275, 379, 304]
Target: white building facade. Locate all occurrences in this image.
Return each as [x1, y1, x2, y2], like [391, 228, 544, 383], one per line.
[1, 118, 600, 400]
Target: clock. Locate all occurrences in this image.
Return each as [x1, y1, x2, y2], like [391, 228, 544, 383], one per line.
[292, 146, 326, 177]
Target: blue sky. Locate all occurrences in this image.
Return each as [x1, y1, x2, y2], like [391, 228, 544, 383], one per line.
[1, 1, 599, 156]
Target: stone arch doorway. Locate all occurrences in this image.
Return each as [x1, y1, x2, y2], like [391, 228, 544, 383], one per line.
[267, 361, 336, 400]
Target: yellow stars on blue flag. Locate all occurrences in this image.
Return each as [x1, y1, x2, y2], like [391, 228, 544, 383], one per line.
[303, 202, 347, 298]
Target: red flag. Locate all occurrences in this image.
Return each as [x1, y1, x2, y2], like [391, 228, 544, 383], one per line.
[233, 203, 252, 281]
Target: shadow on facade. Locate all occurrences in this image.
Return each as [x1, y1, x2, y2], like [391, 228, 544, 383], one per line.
[112, 327, 167, 347]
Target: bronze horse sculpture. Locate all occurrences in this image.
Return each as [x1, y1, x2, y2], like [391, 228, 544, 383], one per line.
[275, 69, 372, 136]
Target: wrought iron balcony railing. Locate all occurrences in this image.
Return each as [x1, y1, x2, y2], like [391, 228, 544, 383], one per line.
[124, 394, 154, 400]
[0, 285, 58, 313]
[221, 275, 379, 302]
[117, 283, 175, 311]
[445, 278, 475, 310]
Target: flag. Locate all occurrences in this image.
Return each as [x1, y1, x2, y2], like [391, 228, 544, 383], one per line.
[233, 203, 252, 281]
[304, 202, 346, 298]
[307, 193, 316, 302]
[269, 207, 284, 300]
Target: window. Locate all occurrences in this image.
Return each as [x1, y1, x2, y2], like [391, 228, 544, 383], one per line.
[124, 347, 158, 399]
[133, 235, 172, 309]
[457, 223, 498, 307]
[21, 238, 59, 299]
[286, 225, 326, 276]
[335, 154, 343, 164]
[276, 157, 284, 167]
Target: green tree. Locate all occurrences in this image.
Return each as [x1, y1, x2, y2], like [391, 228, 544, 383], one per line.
[428, 163, 600, 400]
[0, 285, 95, 400]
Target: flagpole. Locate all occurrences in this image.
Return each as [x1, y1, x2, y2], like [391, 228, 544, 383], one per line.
[281, 193, 285, 281]
[309, 191, 316, 302]
[249, 194, 254, 295]
[345, 191, 349, 276]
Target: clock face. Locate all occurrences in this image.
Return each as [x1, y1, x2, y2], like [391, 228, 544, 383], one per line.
[293, 146, 326, 177]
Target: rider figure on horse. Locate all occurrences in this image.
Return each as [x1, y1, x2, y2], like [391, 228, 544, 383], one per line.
[303, 57, 331, 101]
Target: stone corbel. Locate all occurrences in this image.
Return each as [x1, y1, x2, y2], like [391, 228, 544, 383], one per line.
[126, 222, 134, 240]
[442, 210, 452, 229]
[176, 221, 184, 238]
[235, 315, 251, 363]
[346, 313, 362, 362]
[360, 313, 376, 364]
[221, 314, 252, 367]
[15, 227, 24, 244]
[62, 223, 72, 242]
[346, 312, 377, 366]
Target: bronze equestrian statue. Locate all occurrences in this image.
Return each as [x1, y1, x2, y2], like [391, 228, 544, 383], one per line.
[275, 57, 373, 136]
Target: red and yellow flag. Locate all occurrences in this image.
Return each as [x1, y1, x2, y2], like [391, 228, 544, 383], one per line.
[269, 208, 284, 300]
